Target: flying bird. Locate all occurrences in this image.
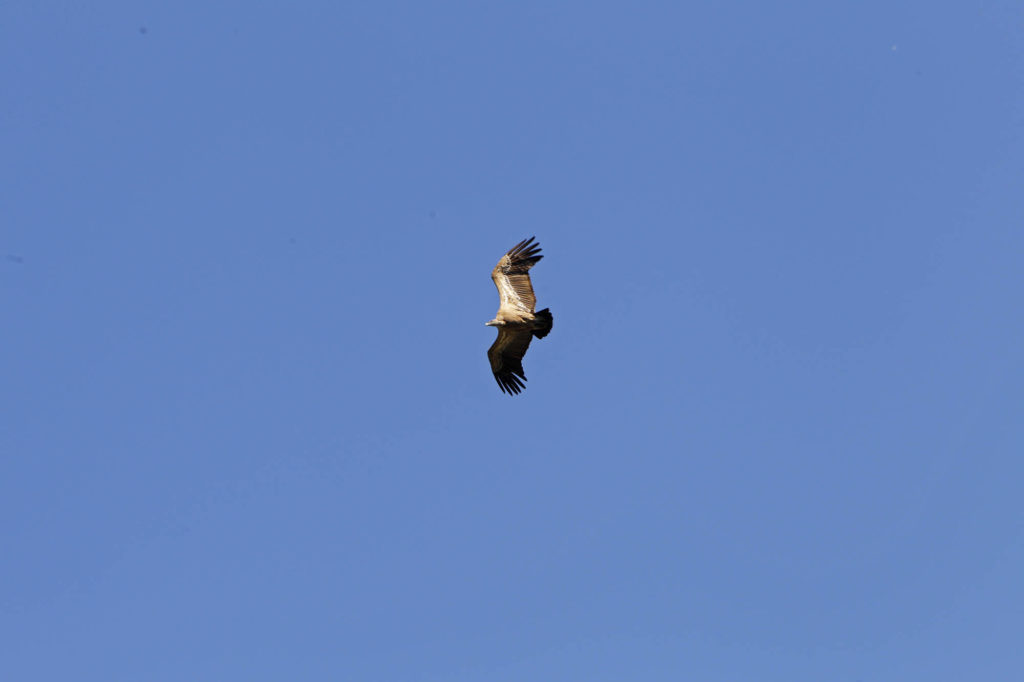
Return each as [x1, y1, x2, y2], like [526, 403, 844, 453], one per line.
[485, 237, 553, 395]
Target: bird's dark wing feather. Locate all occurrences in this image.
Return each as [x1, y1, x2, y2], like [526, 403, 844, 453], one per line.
[487, 326, 535, 395]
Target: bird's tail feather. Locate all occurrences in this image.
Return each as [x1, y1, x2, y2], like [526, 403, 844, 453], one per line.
[532, 308, 553, 339]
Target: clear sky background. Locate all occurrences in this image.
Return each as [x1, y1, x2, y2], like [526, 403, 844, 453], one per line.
[3, 2, 1022, 680]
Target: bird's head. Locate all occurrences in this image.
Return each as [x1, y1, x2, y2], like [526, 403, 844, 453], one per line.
[484, 319, 503, 327]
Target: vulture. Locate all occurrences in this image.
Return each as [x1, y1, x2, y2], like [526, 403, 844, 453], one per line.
[485, 237, 553, 395]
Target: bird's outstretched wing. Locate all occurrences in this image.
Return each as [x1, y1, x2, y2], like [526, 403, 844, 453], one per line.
[492, 236, 542, 314]
[487, 326, 535, 395]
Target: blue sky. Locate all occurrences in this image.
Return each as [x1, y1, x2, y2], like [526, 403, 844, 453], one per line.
[2, 2, 1022, 680]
